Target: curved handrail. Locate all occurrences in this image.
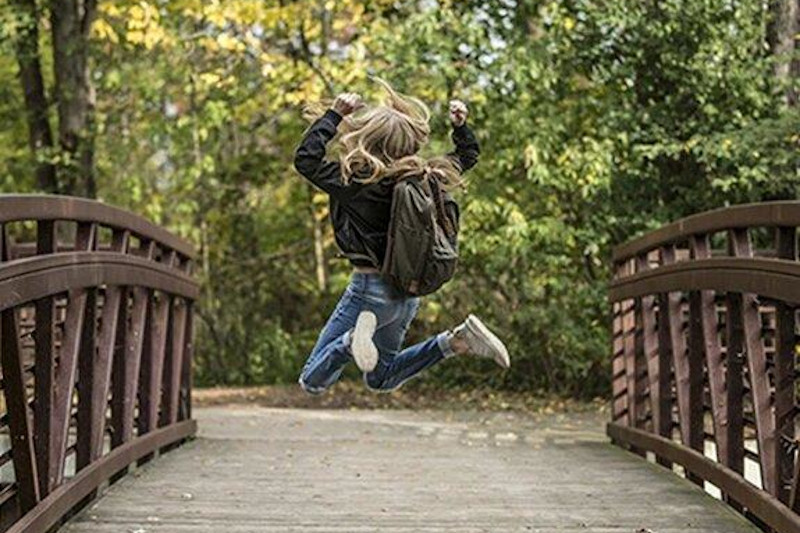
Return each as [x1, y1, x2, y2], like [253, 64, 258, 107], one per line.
[612, 201, 800, 262]
[0, 195, 197, 533]
[0, 252, 198, 309]
[609, 257, 800, 303]
[0, 194, 195, 259]
[609, 201, 800, 533]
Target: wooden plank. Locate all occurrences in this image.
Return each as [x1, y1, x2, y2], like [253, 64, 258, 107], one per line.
[689, 234, 728, 466]
[774, 226, 796, 504]
[161, 298, 187, 427]
[33, 220, 55, 497]
[730, 228, 778, 496]
[77, 229, 129, 469]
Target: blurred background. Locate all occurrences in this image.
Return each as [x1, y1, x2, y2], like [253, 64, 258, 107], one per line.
[0, 0, 797, 400]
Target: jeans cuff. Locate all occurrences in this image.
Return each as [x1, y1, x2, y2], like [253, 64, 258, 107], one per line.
[437, 332, 456, 358]
[342, 329, 352, 352]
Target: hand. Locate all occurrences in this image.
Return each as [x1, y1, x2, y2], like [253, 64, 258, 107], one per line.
[449, 99, 468, 127]
[332, 92, 364, 116]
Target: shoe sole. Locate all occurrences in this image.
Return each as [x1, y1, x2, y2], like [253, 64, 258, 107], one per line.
[352, 311, 378, 372]
[465, 314, 511, 369]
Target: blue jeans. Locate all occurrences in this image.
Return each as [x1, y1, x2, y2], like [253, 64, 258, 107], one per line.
[299, 273, 453, 393]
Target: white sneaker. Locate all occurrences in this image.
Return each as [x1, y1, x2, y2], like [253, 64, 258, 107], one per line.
[452, 314, 510, 369]
[351, 311, 378, 372]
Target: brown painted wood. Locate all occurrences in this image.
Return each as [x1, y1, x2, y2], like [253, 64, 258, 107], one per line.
[608, 422, 800, 533]
[77, 229, 129, 469]
[138, 292, 171, 436]
[1, 306, 40, 513]
[636, 254, 660, 432]
[33, 220, 55, 497]
[774, 226, 796, 504]
[0, 223, 40, 513]
[179, 303, 193, 421]
[638, 252, 671, 468]
[689, 234, 728, 467]
[5, 420, 196, 533]
[725, 288, 746, 476]
[729, 228, 778, 496]
[662, 244, 702, 484]
[0, 195, 196, 533]
[611, 297, 626, 422]
[109, 240, 155, 449]
[48, 223, 95, 487]
[161, 298, 187, 427]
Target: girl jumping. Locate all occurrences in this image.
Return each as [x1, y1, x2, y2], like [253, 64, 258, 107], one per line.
[294, 80, 510, 394]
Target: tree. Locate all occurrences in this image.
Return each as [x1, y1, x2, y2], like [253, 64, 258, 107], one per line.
[767, 0, 799, 106]
[10, 0, 57, 192]
[51, 0, 98, 197]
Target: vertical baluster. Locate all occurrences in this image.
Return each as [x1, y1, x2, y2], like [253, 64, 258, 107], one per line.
[49, 222, 96, 487]
[110, 240, 154, 449]
[729, 228, 778, 496]
[622, 260, 639, 429]
[77, 229, 129, 470]
[774, 226, 796, 504]
[611, 298, 627, 422]
[662, 244, 703, 484]
[161, 298, 187, 427]
[0, 223, 40, 512]
[725, 286, 746, 476]
[653, 248, 675, 468]
[689, 234, 728, 466]
[139, 292, 171, 435]
[33, 220, 55, 496]
[179, 301, 194, 421]
[637, 252, 670, 466]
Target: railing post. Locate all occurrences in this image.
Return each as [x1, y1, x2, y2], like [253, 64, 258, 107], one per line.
[775, 226, 797, 505]
[1, 222, 40, 513]
[729, 228, 778, 496]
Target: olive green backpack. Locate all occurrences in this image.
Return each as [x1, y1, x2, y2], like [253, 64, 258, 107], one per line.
[381, 178, 459, 296]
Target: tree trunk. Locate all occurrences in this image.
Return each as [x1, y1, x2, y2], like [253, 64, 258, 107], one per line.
[50, 0, 97, 197]
[308, 185, 329, 293]
[767, 0, 800, 106]
[12, 0, 58, 193]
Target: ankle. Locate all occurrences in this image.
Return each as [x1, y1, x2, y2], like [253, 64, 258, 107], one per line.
[448, 332, 469, 355]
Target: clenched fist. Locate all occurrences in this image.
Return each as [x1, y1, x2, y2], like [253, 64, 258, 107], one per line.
[332, 92, 365, 116]
[449, 99, 468, 127]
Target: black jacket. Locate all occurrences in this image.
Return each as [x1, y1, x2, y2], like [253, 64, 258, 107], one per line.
[294, 109, 479, 267]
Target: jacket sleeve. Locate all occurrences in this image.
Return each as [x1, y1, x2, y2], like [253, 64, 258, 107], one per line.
[448, 123, 480, 173]
[293, 109, 351, 198]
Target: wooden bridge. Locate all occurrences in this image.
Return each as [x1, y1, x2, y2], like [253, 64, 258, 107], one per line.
[1, 195, 800, 532]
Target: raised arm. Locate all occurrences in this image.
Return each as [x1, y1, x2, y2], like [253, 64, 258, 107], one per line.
[447, 99, 479, 173]
[294, 93, 364, 198]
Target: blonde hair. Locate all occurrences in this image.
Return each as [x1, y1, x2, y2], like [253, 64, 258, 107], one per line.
[305, 79, 462, 187]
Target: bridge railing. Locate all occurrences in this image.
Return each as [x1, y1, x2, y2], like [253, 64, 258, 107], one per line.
[0, 195, 198, 533]
[609, 201, 800, 533]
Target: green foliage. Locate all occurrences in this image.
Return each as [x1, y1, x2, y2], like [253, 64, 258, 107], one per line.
[1, 0, 797, 397]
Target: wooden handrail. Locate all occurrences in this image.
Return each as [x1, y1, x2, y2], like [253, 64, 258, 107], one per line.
[609, 202, 800, 532]
[0, 195, 198, 533]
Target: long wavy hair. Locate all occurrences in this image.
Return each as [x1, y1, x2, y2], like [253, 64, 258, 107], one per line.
[304, 79, 462, 187]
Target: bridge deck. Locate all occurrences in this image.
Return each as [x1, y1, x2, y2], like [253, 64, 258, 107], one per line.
[63, 406, 758, 533]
